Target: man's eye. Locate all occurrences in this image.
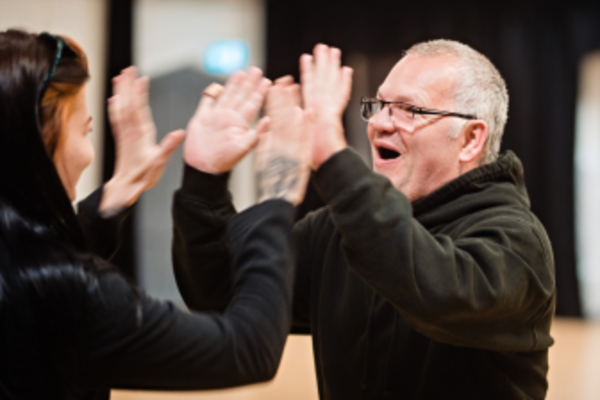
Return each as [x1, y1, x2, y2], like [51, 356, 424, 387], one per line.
[395, 105, 415, 118]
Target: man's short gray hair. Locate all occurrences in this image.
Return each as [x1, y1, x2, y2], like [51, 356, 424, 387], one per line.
[405, 39, 508, 164]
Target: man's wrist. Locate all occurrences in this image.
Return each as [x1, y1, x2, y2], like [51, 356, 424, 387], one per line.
[314, 147, 372, 205]
[312, 141, 348, 170]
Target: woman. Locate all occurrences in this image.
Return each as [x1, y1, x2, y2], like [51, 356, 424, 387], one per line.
[0, 29, 311, 399]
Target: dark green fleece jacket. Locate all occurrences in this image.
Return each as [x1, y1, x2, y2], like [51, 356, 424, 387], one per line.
[172, 148, 556, 400]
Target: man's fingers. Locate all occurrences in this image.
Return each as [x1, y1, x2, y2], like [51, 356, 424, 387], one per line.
[287, 83, 303, 107]
[341, 66, 354, 105]
[329, 47, 342, 81]
[314, 43, 330, 86]
[274, 75, 294, 86]
[158, 129, 186, 159]
[300, 54, 315, 108]
[300, 54, 314, 83]
[265, 82, 286, 116]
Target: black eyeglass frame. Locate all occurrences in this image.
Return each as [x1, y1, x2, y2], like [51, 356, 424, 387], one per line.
[360, 97, 477, 122]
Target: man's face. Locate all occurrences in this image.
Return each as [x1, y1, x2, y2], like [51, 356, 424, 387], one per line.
[368, 55, 466, 202]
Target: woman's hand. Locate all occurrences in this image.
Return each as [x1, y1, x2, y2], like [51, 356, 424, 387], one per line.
[184, 67, 271, 174]
[300, 44, 353, 170]
[256, 76, 313, 206]
[101, 67, 185, 215]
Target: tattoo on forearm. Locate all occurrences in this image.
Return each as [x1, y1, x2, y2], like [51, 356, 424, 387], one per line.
[257, 156, 300, 200]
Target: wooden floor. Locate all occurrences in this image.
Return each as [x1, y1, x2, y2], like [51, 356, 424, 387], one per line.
[112, 317, 600, 400]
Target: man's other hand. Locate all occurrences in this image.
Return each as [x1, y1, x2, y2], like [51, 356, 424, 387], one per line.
[256, 76, 313, 206]
[300, 44, 353, 170]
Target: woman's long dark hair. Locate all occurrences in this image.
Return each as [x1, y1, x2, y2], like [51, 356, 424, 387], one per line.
[0, 30, 110, 399]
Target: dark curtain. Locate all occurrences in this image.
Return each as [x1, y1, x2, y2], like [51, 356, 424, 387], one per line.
[266, 0, 600, 316]
[102, 0, 137, 282]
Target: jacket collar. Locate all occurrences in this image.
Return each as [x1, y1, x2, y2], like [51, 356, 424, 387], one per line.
[411, 151, 530, 227]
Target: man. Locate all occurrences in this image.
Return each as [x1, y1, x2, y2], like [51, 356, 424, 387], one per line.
[173, 40, 555, 399]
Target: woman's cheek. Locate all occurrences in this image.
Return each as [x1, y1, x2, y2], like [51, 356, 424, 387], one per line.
[70, 135, 94, 185]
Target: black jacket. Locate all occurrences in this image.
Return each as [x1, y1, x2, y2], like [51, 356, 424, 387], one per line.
[172, 148, 556, 400]
[0, 189, 296, 399]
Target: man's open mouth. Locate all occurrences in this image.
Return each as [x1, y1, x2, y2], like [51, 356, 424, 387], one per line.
[378, 147, 401, 160]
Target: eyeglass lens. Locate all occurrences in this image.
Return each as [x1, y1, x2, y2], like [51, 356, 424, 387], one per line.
[361, 100, 413, 125]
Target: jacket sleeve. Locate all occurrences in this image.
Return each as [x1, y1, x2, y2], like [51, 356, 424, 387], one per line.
[171, 165, 236, 312]
[313, 148, 555, 352]
[85, 200, 296, 390]
[172, 164, 315, 332]
[77, 187, 133, 261]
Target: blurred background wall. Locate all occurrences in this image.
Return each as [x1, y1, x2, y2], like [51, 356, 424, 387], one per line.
[575, 51, 600, 317]
[132, 0, 265, 304]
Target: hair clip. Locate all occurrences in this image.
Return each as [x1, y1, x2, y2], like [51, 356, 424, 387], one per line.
[40, 34, 65, 96]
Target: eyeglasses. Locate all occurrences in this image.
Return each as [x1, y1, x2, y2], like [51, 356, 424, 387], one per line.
[360, 97, 476, 126]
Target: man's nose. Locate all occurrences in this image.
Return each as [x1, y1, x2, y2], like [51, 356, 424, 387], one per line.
[369, 107, 395, 134]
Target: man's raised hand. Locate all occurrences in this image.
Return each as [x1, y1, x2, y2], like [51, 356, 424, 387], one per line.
[184, 67, 271, 174]
[256, 76, 313, 206]
[300, 44, 353, 170]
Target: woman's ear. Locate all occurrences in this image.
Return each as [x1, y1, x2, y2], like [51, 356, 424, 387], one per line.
[459, 120, 488, 164]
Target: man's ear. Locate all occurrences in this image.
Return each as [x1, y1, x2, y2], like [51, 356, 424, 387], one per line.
[459, 120, 488, 164]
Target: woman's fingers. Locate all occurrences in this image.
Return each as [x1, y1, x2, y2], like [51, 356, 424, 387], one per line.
[107, 97, 124, 138]
[239, 77, 271, 122]
[255, 115, 271, 137]
[194, 83, 224, 117]
[109, 73, 128, 138]
[216, 70, 246, 108]
[115, 67, 137, 134]
[231, 66, 263, 110]
[237, 124, 261, 151]
[134, 75, 158, 141]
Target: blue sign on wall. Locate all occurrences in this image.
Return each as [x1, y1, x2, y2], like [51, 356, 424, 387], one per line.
[203, 40, 250, 76]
